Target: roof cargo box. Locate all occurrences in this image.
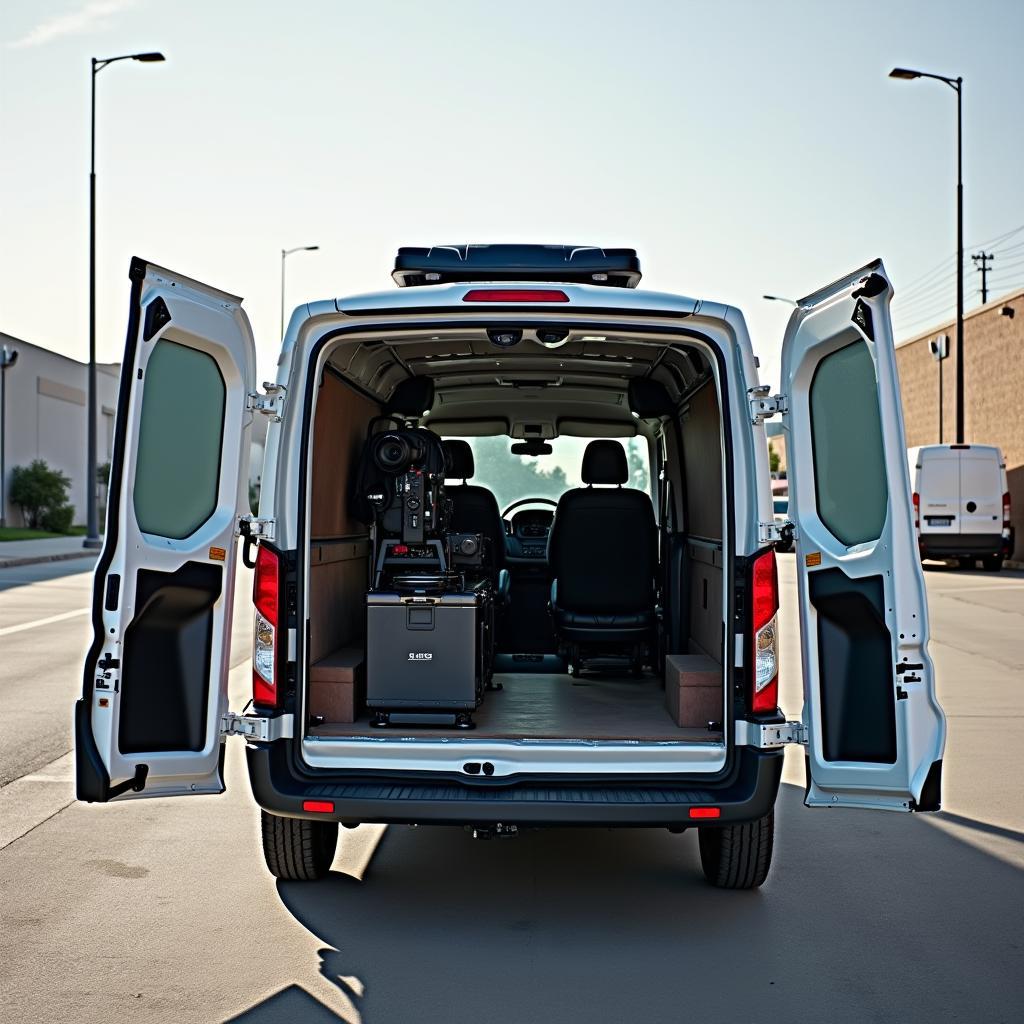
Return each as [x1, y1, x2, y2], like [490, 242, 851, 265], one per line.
[392, 244, 642, 289]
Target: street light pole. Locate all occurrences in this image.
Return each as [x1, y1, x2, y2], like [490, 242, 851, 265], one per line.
[1, 345, 19, 529]
[280, 246, 320, 338]
[889, 66, 965, 443]
[86, 51, 165, 550]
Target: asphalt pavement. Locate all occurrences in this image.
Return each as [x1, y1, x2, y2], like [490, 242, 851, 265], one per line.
[1, 556, 1021, 1023]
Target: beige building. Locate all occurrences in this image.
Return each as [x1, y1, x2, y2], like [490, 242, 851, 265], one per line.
[895, 288, 1022, 559]
[0, 333, 120, 527]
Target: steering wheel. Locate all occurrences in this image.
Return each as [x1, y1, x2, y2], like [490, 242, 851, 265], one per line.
[502, 497, 559, 518]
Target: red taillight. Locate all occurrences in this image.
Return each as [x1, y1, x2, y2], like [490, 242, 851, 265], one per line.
[462, 288, 570, 303]
[303, 800, 335, 814]
[689, 807, 721, 820]
[1003, 492, 1011, 528]
[750, 549, 779, 714]
[913, 492, 920, 531]
[252, 545, 280, 707]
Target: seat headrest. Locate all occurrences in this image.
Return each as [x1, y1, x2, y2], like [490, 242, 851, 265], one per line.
[442, 439, 475, 480]
[581, 440, 628, 485]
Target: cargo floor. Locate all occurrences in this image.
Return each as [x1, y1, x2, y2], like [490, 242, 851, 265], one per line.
[309, 672, 724, 742]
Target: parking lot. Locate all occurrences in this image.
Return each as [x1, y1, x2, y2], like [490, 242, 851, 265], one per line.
[1, 554, 1022, 1023]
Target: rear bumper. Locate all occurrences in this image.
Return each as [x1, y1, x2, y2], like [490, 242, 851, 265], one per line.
[919, 532, 1004, 558]
[244, 741, 783, 827]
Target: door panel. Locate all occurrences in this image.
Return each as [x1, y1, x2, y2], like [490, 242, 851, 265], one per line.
[76, 259, 256, 802]
[780, 261, 946, 811]
[918, 452, 959, 535]
[959, 450, 1002, 535]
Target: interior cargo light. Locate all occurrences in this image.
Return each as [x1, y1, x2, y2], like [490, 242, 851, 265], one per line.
[252, 544, 280, 707]
[689, 807, 721, 819]
[303, 800, 335, 814]
[462, 289, 570, 302]
[750, 548, 779, 714]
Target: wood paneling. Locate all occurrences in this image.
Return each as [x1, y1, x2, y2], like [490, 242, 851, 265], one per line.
[310, 371, 381, 539]
[681, 379, 723, 541]
[308, 539, 370, 664]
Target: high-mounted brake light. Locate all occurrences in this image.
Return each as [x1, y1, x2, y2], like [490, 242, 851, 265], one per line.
[462, 289, 570, 303]
[749, 549, 779, 714]
[252, 545, 280, 707]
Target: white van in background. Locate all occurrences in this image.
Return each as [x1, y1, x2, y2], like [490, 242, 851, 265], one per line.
[909, 444, 1012, 571]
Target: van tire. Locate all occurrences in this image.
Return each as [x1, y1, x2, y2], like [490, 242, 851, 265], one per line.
[261, 810, 338, 881]
[697, 810, 774, 889]
[983, 555, 1003, 573]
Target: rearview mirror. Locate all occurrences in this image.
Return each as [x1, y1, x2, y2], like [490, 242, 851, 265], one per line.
[510, 440, 553, 457]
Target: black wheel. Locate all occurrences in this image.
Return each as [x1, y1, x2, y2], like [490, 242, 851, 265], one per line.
[983, 555, 1004, 573]
[697, 810, 774, 889]
[957, 557, 974, 570]
[261, 810, 338, 881]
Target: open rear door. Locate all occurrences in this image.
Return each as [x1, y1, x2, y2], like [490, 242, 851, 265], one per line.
[76, 258, 256, 801]
[780, 261, 945, 811]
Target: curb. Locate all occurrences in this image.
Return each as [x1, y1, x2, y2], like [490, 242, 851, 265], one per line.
[0, 551, 99, 570]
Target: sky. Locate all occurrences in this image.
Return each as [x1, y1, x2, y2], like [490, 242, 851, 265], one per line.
[2, 0, 1023, 390]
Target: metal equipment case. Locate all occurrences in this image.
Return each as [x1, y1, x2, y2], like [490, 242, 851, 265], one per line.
[366, 581, 493, 721]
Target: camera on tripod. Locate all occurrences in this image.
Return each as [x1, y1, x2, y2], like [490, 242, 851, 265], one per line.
[354, 417, 496, 729]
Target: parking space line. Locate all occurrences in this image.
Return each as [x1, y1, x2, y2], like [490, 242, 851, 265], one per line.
[0, 607, 89, 637]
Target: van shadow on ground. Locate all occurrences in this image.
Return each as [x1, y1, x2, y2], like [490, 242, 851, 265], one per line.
[228, 783, 1024, 1024]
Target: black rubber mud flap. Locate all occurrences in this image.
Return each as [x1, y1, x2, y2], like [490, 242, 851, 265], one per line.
[912, 759, 943, 812]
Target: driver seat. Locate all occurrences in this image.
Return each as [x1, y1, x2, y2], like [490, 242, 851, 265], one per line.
[442, 441, 508, 588]
[548, 440, 657, 671]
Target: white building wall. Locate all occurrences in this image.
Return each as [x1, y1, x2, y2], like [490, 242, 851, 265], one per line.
[1, 333, 120, 527]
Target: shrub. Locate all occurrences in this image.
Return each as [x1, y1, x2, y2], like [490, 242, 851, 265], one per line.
[9, 460, 73, 532]
[41, 503, 75, 534]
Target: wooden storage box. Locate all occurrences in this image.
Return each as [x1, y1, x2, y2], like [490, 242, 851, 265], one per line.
[665, 654, 721, 729]
[309, 647, 365, 724]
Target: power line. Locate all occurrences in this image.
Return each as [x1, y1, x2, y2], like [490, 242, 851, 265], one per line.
[895, 221, 1024, 295]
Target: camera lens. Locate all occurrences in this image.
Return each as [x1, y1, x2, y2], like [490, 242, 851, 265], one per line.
[374, 434, 411, 471]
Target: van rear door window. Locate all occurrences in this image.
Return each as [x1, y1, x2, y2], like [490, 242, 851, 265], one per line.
[133, 339, 225, 539]
[809, 335, 888, 546]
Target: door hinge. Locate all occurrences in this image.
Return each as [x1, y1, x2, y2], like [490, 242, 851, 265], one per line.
[759, 519, 796, 545]
[246, 382, 286, 422]
[220, 712, 294, 742]
[237, 515, 276, 543]
[736, 720, 807, 749]
[748, 385, 788, 425]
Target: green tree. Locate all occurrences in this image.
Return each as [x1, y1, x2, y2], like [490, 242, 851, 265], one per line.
[10, 459, 74, 532]
[626, 437, 649, 491]
[467, 436, 569, 510]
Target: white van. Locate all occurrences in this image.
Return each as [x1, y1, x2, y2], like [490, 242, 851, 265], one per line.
[75, 246, 946, 889]
[909, 443, 1012, 571]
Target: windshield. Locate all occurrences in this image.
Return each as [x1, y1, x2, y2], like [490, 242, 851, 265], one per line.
[446, 436, 651, 512]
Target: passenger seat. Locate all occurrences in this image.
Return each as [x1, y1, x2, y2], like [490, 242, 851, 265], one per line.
[442, 440, 509, 600]
[548, 439, 657, 671]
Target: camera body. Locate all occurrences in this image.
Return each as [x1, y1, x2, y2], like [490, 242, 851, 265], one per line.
[359, 426, 448, 546]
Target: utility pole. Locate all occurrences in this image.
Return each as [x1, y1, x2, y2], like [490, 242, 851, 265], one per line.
[972, 251, 994, 305]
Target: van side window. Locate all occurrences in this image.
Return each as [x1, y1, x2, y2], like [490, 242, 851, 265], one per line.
[809, 335, 888, 546]
[133, 339, 225, 539]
